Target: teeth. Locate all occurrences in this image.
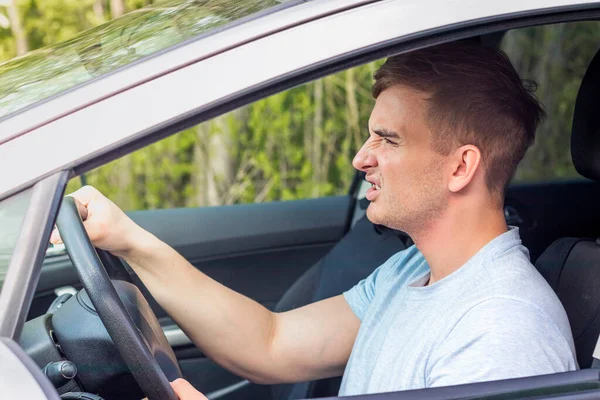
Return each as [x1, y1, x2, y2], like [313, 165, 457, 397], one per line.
[368, 181, 381, 190]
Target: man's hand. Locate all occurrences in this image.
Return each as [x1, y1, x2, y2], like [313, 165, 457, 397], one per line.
[170, 379, 207, 400]
[50, 185, 146, 256]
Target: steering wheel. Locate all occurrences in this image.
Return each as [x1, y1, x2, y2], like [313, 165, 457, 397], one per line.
[55, 197, 182, 400]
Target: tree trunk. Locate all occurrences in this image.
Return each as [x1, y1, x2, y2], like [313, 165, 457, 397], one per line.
[346, 68, 361, 152]
[6, 0, 28, 56]
[312, 79, 323, 197]
[110, 0, 125, 19]
[115, 156, 132, 209]
[93, 0, 105, 23]
[211, 115, 234, 205]
[321, 77, 337, 185]
[193, 115, 235, 207]
[193, 123, 212, 207]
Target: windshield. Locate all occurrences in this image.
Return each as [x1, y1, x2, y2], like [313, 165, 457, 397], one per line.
[0, 0, 281, 120]
[0, 189, 33, 295]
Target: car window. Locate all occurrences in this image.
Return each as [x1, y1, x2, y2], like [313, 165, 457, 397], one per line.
[0, 189, 33, 295]
[502, 21, 600, 183]
[0, 0, 284, 120]
[66, 62, 382, 210]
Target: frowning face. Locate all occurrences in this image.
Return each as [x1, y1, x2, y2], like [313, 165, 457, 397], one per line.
[352, 85, 448, 234]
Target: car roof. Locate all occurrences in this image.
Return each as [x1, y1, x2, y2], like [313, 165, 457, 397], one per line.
[1, 0, 599, 199]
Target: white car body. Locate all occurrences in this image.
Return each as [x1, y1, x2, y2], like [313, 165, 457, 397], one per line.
[1, 0, 600, 398]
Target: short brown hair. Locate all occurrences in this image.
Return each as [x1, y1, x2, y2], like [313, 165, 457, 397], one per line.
[373, 41, 545, 203]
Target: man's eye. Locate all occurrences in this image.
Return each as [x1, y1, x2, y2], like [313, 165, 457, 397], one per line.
[383, 138, 397, 146]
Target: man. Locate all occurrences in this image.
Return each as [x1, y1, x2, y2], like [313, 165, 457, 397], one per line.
[51, 41, 577, 398]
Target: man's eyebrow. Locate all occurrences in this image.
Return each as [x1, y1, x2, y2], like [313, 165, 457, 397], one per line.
[372, 128, 401, 139]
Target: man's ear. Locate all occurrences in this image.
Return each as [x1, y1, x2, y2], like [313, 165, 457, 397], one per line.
[447, 145, 482, 193]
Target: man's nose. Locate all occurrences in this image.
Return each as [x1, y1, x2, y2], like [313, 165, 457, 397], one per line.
[352, 143, 378, 172]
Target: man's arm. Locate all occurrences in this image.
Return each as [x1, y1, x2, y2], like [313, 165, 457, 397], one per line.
[51, 186, 360, 384]
[125, 228, 359, 383]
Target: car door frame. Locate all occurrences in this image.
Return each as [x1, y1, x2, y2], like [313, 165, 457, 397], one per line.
[4, 1, 600, 399]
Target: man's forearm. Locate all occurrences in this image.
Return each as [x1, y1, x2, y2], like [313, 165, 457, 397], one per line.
[117, 229, 280, 383]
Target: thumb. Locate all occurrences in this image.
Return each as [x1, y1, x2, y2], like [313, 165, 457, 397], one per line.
[170, 379, 207, 400]
[49, 226, 62, 245]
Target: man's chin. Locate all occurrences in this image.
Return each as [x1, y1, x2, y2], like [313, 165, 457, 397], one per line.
[366, 205, 408, 232]
[366, 205, 385, 226]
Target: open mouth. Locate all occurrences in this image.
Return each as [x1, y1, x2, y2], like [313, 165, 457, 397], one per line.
[365, 180, 381, 201]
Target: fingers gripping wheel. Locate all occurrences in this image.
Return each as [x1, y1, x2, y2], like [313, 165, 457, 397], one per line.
[56, 197, 181, 400]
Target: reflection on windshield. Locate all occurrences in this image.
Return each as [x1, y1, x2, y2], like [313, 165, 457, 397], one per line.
[0, 0, 279, 120]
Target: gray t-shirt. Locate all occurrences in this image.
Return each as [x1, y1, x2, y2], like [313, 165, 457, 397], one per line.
[339, 227, 577, 396]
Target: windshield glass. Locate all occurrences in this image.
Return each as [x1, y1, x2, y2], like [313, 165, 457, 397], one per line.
[0, 189, 33, 295]
[0, 0, 280, 120]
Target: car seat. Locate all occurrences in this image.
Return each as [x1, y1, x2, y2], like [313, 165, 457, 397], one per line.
[535, 46, 600, 370]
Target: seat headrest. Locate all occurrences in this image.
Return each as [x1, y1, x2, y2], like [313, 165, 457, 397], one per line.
[572, 47, 600, 181]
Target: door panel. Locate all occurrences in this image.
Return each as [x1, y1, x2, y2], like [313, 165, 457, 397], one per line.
[127, 196, 351, 261]
[124, 195, 351, 315]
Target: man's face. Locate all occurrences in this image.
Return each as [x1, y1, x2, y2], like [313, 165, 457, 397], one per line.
[352, 85, 448, 233]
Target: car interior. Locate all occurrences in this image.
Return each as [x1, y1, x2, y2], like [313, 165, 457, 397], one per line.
[18, 20, 600, 400]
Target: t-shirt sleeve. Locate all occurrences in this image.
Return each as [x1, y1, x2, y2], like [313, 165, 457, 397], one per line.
[343, 251, 405, 321]
[427, 298, 577, 388]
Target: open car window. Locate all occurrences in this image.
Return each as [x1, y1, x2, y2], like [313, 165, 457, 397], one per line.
[64, 61, 381, 212]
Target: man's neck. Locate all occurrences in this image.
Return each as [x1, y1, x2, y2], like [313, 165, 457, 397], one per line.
[412, 200, 508, 285]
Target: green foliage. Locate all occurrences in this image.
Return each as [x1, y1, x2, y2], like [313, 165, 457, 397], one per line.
[68, 64, 378, 210]
[23, 0, 98, 48]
